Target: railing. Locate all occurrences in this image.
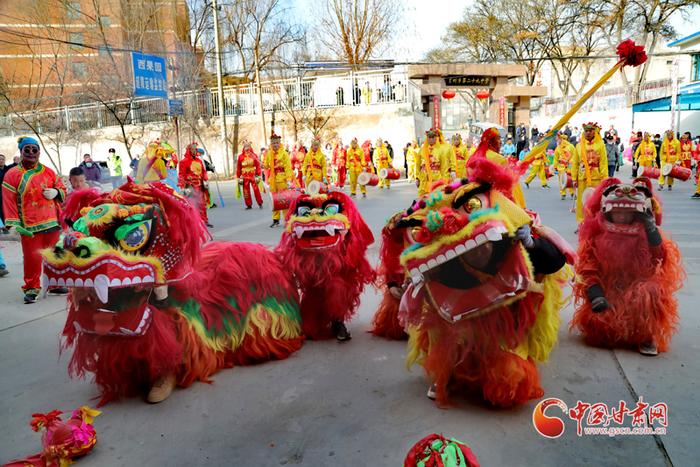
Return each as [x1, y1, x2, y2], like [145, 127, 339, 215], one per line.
[537, 78, 675, 117]
[0, 69, 415, 137]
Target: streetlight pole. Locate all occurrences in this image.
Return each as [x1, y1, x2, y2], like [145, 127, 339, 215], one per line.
[212, 0, 230, 176]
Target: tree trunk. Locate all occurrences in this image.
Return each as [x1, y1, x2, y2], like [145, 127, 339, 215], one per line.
[254, 51, 267, 147]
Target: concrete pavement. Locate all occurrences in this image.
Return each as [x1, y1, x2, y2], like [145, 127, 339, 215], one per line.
[1, 170, 698, 466]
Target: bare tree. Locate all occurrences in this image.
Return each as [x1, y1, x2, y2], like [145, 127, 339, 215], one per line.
[318, 0, 402, 66]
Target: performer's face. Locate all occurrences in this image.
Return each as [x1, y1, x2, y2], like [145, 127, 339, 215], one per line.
[666, 132, 673, 141]
[271, 140, 280, 151]
[427, 135, 437, 145]
[21, 144, 40, 165]
[351, 140, 357, 148]
[584, 128, 595, 141]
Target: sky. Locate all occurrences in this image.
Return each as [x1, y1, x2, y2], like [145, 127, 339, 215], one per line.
[292, 0, 700, 62]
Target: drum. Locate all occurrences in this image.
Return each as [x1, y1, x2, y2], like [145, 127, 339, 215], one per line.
[661, 163, 691, 181]
[582, 187, 595, 204]
[558, 171, 574, 188]
[269, 189, 300, 212]
[379, 168, 401, 180]
[306, 180, 327, 195]
[545, 166, 554, 179]
[638, 166, 660, 179]
[358, 172, 379, 186]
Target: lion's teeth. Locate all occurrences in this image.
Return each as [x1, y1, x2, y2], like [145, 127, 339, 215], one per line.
[94, 274, 109, 304]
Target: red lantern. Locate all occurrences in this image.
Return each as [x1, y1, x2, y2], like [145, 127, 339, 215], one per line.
[475, 89, 490, 100]
[441, 89, 456, 99]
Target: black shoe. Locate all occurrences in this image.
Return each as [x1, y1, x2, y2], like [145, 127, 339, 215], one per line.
[332, 321, 351, 342]
[0, 268, 8, 277]
[691, 193, 700, 199]
[668, 186, 672, 191]
[48, 287, 69, 295]
[24, 292, 38, 304]
[259, 204, 263, 209]
[206, 223, 214, 228]
[542, 185, 550, 189]
[561, 195, 566, 200]
[245, 206, 252, 210]
[211, 203, 218, 209]
[658, 186, 663, 191]
[270, 220, 280, 228]
[362, 193, 366, 198]
[350, 193, 356, 197]
[525, 182, 530, 189]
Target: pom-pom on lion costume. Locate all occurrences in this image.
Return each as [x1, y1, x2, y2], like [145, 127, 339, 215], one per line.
[570, 177, 684, 355]
[42, 180, 303, 405]
[276, 189, 375, 341]
[398, 157, 574, 407]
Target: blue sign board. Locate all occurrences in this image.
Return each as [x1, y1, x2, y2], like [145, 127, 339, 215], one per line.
[168, 99, 184, 116]
[132, 52, 168, 98]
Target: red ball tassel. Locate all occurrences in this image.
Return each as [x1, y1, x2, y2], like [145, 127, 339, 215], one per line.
[616, 39, 647, 67]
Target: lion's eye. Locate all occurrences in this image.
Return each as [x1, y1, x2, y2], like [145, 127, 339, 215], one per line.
[115, 221, 151, 252]
[296, 206, 311, 217]
[324, 203, 339, 216]
[462, 196, 483, 214]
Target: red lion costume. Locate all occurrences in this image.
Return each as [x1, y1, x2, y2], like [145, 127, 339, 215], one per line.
[570, 177, 684, 355]
[43, 181, 303, 404]
[276, 190, 375, 340]
[398, 157, 574, 407]
[370, 209, 413, 340]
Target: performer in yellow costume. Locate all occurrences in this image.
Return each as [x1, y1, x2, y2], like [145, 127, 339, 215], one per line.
[450, 133, 470, 179]
[414, 128, 451, 195]
[471, 128, 527, 208]
[524, 148, 550, 189]
[554, 134, 575, 200]
[634, 133, 657, 168]
[135, 141, 168, 183]
[571, 123, 608, 223]
[263, 133, 294, 227]
[373, 138, 393, 189]
[406, 140, 418, 181]
[658, 130, 681, 191]
[302, 138, 328, 185]
[347, 138, 369, 197]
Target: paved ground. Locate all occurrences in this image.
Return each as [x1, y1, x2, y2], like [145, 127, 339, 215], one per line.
[1, 168, 698, 466]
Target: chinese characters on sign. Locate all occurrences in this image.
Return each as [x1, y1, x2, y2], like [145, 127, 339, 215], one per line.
[432, 95, 440, 129]
[498, 96, 506, 127]
[444, 75, 492, 87]
[132, 52, 168, 99]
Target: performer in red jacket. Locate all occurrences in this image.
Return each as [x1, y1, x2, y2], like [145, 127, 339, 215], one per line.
[178, 142, 211, 227]
[332, 140, 347, 188]
[2, 136, 66, 303]
[236, 142, 263, 209]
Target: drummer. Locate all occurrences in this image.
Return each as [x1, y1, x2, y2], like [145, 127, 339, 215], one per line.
[302, 138, 328, 187]
[373, 138, 393, 189]
[659, 130, 681, 191]
[263, 132, 294, 228]
[347, 138, 369, 197]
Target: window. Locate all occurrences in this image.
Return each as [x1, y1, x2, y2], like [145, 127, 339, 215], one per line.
[692, 54, 700, 82]
[69, 32, 83, 49]
[66, 1, 81, 20]
[72, 62, 86, 78]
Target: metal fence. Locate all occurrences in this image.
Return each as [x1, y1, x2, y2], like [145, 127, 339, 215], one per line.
[538, 78, 674, 117]
[0, 69, 416, 138]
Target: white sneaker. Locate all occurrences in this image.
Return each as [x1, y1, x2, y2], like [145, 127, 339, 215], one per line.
[426, 383, 437, 400]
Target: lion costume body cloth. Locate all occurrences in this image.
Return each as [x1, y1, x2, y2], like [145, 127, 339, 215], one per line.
[396, 157, 574, 407]
[43, 181, 303, 404]
[570, 177, 683, 351]
[276, 190, 375, 339]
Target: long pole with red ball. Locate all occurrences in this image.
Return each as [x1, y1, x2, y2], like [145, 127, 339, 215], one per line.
[519, 39, 647, 170]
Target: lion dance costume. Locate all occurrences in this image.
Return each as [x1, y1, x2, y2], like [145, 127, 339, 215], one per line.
[276, 189, 375, 341]
[570, 177, 683, 355]
[42, 181, 303, 405]
[397, 157, 574, 407]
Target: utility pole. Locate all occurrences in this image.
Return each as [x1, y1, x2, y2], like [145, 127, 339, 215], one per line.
[212, 0, 230, 176]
